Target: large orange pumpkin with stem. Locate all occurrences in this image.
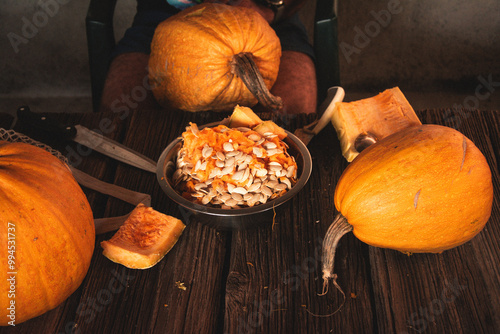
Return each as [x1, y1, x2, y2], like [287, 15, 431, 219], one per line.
[148, 3, 282, 112]
[321, 88, 493, 294]
[0, 142, 95, 325]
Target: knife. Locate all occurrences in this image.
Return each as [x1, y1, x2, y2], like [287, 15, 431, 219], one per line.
[294, 86, 345, 145]
[16, 106, 157, 173]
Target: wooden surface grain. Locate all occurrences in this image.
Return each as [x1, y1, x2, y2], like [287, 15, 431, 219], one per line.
[0, 108, 498, 334]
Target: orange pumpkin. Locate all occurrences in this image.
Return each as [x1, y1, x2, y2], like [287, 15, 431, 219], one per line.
[334, 124, 493, 253]
[148, 3, 282, 112]
[0, 142, 95, 325]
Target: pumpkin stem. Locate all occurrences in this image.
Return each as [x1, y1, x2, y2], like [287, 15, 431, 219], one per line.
[231, 52, 283, 112]
[321, 213, 353, 296]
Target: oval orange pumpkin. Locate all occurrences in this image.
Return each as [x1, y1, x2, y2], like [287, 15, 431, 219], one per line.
[321, 124, 493, 293]
[148, 3, 282, 112]
[336, 124, 493, 252]
[0, 142, 95, 325]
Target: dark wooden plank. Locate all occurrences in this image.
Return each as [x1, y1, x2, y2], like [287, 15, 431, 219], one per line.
[74, 108, 232, 334]
[223, 118, 377, 333]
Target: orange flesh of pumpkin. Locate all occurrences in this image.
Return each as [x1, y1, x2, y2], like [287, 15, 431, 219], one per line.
[101, 204, 185, 269]
[331, 87, 421, 162]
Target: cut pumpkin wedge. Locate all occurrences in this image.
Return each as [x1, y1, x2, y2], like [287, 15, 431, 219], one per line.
[101, 204, 185, 269]
[228, 105, 263, 128]
[331, 87, 421, 162]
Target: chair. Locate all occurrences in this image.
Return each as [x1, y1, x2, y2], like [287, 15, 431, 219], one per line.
[85, 0, 340, 112]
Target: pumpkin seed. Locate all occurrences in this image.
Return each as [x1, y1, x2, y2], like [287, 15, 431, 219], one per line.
[253, 147, 263, 158]
[264, 142, 277, 149]
[236, 127, 251, 132]
[194, 182, 207, 191]
[247, 182, 261, 193]
[274, 183, 287, 192]
[221, 165, 233, 175]
[219, 193, 232, 203]
[216, 151, 225, 160]
[244, 154, 253, 164]
[280, 177, 292, 189]
[242, 168, 250, 183]
[261, 185, 273, 197]
[256, 168, 268, 177]
[232, 170, 245, 182]
[223, 142, 234, 152]
[225, 156, 235, 167]
[201, 195, 212, 205]
[190, 123, 200, 136]
[231, 193, 243, 201]
[266, 180, 279, 189]
[248, 133, 261, 141]
[225, 198, 238, 207]
[202, 145, 213, 158]
[227, 183, 236, 193]
[232, 187, 248, 195]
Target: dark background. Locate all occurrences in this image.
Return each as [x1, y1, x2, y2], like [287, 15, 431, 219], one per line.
[1, 0, 499, 114]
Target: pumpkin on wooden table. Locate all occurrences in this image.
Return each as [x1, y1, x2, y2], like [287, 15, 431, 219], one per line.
[148, 3, 282, 112]
[321, 88, 493, 294]
[0, 142, 95, 325]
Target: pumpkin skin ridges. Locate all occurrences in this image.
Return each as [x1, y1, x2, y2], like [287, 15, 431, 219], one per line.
[148, 3, 281, 112]
[334, 125, 493, 253]
[0, 142, 95, 325]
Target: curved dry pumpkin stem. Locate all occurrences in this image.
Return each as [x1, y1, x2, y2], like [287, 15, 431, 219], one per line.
[321, 213, 353, 296]
[231, 52, 283, 112]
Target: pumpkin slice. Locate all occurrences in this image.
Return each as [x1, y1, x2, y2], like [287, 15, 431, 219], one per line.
[331, 87, 421, 162]
[101, 204, 185, 269]
[228, 105, 263, 128]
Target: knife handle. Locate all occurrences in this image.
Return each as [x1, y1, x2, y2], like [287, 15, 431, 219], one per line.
[17, 106, 77, 140]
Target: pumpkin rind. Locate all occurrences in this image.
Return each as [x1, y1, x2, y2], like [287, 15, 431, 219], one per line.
[148, 3, 281, 112]
[0, 142, 95, 325]
[334, 125, 493, 253]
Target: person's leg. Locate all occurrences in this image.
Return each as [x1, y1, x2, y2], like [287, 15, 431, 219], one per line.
[100, 50, 317, 115]
[270, 50, 317, 115]
[99, 52, 159, 114]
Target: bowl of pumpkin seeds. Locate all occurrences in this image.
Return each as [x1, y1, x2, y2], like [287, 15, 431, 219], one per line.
[157, 121, 312, 230]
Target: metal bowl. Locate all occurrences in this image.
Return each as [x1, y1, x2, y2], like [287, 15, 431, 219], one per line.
[156, 124, 312, 230]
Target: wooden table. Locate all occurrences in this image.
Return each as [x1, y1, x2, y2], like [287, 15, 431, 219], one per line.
[1, 107, 499, 333]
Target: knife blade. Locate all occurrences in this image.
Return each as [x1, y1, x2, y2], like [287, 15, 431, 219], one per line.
[294, 86, 345, 145]
[16, 106, 157, 173]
